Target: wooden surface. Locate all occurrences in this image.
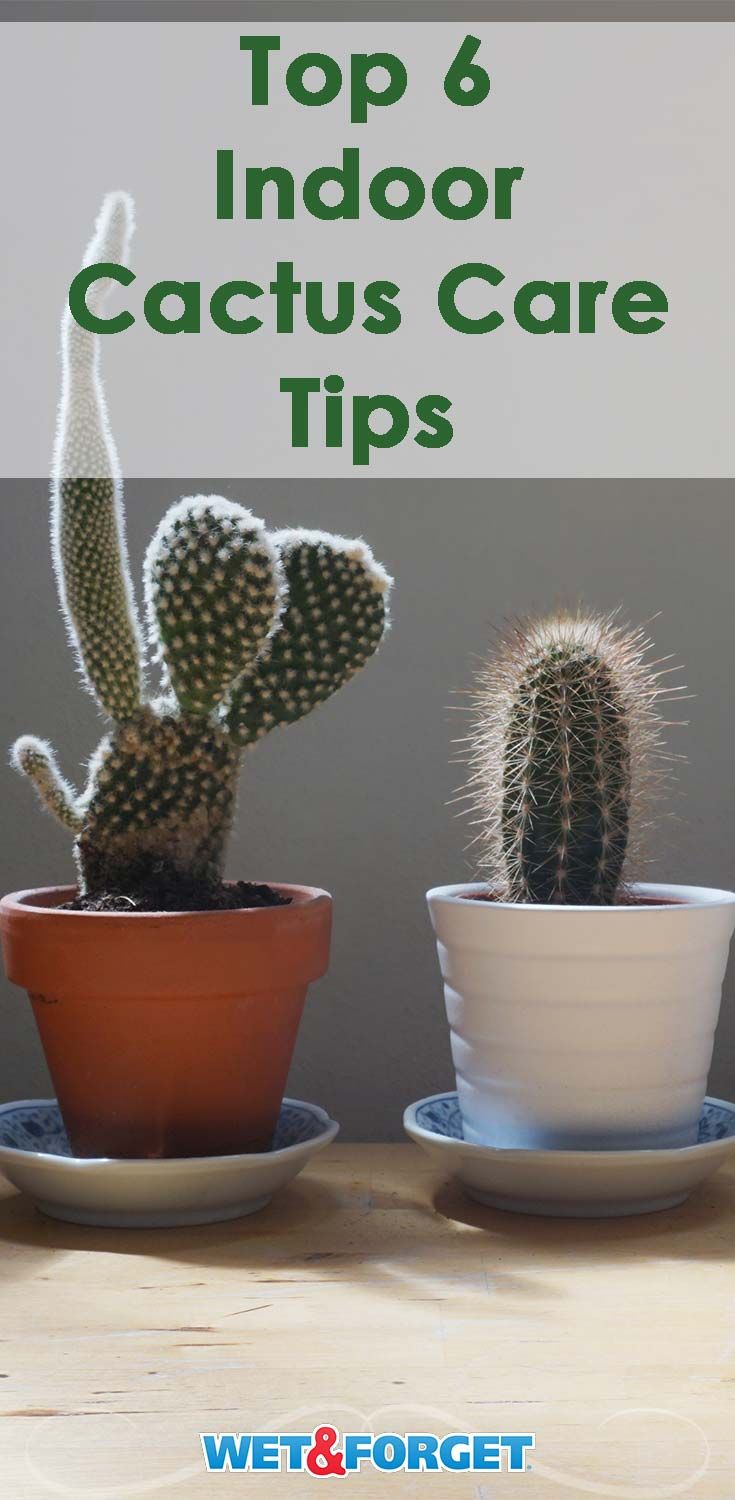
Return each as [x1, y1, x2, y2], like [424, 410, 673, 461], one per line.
[0, 1143, 734, 1498]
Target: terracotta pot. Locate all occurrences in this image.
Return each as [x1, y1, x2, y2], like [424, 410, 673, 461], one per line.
[0, 884, 332, 1160]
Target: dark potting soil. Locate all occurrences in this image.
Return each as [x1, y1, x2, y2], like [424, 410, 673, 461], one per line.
[60, 878, 291, 914]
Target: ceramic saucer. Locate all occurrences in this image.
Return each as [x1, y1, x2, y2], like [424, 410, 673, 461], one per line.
[404, 1091, 735, 1218]
[0, 1097, 338, 1228]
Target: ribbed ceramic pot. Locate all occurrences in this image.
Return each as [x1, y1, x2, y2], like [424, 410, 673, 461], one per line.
[427, 882, 735, 1151]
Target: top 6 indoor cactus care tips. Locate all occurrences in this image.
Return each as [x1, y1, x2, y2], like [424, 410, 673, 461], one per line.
[427, 611, 735, 1177]
[65, 36, 671, 466]
[0, 192, 392, 1162]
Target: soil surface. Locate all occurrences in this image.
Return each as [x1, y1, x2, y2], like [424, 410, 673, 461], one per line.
[60, 878, 291, 914]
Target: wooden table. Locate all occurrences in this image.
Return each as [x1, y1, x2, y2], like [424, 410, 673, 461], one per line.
[0, 1143, 733, 1498]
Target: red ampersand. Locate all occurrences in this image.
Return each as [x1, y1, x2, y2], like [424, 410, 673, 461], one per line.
[306, 1426, 347, 1477]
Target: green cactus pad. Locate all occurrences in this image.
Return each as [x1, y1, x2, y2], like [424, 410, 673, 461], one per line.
[10, 736, 83, 833]
[51, 193, 144, 722]
[76, 706, 240, 894]
[53, 477, 144, 721]
[144, 497, 284, 716]
[226, 530, 392, 745]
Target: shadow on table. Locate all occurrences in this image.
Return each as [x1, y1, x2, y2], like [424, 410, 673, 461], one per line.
[0, 1175, 556, 1308]
[0, 1154, 733, 1311]
[0, 1155, 553, 1300]
[0, 1174, 343, 1280]
[432, 1171, 735, 1258]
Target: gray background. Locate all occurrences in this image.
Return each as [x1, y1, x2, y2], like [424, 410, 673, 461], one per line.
[1, 479, 734, 1138]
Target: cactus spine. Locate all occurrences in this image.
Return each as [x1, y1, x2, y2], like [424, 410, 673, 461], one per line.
[12, 194, 392, 901]
[466, 612, 677, 905]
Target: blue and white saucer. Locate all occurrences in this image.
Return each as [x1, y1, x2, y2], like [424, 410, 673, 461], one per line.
[404, 1092, 735, 1218]
[0, 1097, 338, 1228]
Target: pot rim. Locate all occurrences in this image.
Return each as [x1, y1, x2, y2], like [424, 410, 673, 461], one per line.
[426, 880, 735, 913]
[0, 882, 331, 922]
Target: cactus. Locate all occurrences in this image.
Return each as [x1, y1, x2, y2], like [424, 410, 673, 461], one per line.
[465, 611, 679, 905]
[11, 193, 392, 903]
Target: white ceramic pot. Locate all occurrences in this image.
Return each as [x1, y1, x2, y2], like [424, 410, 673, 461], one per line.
[427, 882, 735, 1152]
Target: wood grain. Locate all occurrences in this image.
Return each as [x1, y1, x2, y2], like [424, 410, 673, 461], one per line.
[0, 1144, 733, 1497]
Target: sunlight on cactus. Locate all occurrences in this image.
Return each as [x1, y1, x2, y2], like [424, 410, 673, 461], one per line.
[464, 611, 683, 905]
[144, 497, 285, 717]
[12, 193, 393, 901]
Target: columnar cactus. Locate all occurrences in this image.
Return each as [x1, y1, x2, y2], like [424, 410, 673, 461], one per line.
[11, 193, 392, 902]
[466, 611, 678, 905]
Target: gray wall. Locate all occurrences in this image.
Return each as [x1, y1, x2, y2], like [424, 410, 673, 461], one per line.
[1, 480, 734, 1138]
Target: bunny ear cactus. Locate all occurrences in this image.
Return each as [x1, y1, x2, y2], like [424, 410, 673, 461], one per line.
[466, 611, 677, 905]
[11, 193, 392, 904]
[144, 497, 285, 718]
[226, 529, 391, 744]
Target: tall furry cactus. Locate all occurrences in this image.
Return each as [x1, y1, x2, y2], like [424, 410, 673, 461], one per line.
[466, 611, 678, 905]
[11, 193, 392, 904]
